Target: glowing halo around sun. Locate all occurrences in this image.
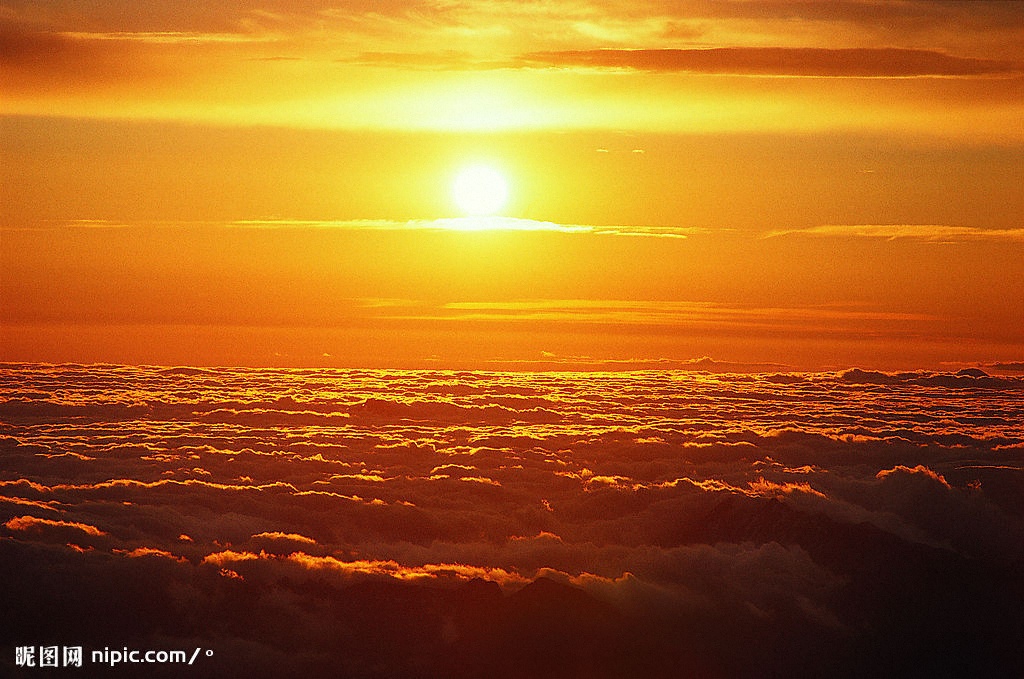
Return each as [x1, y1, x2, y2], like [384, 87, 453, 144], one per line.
[452, 165, 509, 216]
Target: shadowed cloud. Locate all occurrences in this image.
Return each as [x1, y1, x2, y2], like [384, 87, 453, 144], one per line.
[2, 364, 1024, 677]
[521, 47, 1021, 77]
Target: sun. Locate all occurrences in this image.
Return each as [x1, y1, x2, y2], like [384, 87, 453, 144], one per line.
[452, 165, 509, 216]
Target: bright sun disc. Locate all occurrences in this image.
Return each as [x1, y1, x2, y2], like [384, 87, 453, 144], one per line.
[452, 165, 508, 216]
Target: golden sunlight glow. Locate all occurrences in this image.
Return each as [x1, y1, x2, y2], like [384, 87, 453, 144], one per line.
[452, 165, 509, 216]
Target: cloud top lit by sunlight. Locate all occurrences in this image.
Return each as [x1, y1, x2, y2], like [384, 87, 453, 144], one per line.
[2, 364, 1024, 676]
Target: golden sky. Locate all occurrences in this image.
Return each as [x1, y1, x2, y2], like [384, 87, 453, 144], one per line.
[2, 0, 1023, 369]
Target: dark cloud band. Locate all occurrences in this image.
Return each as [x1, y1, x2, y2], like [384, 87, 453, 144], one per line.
[522, 47, 1020, 77]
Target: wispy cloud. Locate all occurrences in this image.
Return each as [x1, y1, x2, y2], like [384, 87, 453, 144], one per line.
[520, 47, 1021, 78]
[229, 217, 696, 239]
[768, 224, 1024, 242]
[5, 217, 696, 239]
[471, 354, 793, 373]
[4, 514, 107, 536]
[60, 30, 271, 45]
[15, 219, 1024, 246]
[416, 299, 937, 327]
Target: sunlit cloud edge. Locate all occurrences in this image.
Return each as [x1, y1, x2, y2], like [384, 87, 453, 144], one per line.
[765, 224, 1024, 243]
[230, 217, 694, 238]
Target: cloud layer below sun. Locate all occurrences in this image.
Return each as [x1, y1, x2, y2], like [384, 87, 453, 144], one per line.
[1, 364, 1023, 677]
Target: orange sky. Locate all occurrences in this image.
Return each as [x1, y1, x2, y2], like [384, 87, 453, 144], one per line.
[2, 0, 1023, 370]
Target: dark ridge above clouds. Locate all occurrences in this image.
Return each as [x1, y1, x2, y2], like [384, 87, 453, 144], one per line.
[521, 47, 1022, 77]
[984, 361, 1024, 374]
[840, 367, 1024, 390]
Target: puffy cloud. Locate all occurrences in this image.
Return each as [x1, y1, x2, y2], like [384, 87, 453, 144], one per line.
[114, 546, 188, 562]
[251, 531, 318, 545]
[876, 464, 950, 488]
[2, 364, 1023, 677]
[4, 514, 106, 536]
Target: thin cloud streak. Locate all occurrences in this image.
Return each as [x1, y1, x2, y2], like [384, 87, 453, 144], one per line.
[60, 30, 272, 44]
[232, 217, 697, 238]
[769, 224, 1024, 242]
[521, 47, 1022, 78]
[431, 299, 937, 325]
[17, 219, 1024, 246]
[4, 218, 697, 239]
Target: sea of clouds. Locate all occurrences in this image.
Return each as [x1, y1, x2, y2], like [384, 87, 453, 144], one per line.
[2, 364, 1022, 677]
